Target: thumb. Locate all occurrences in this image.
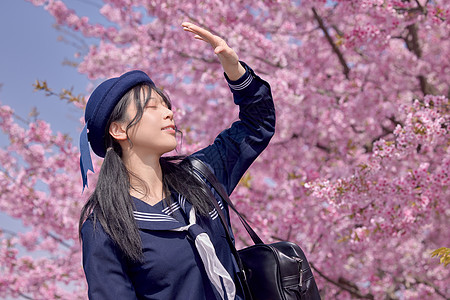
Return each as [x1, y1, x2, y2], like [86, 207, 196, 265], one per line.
[214, 45, 226, 55]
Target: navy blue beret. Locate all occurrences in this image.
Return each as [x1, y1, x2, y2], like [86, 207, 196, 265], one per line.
[79, 70, 154, 190]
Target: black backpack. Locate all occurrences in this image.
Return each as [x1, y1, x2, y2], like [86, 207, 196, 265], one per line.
[190, 158, 321, 300]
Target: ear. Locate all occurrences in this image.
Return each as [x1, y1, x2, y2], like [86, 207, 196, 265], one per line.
[109, 121, 127, 141]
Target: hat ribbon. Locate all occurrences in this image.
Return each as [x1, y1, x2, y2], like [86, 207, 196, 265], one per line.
[79, 122, 94, 191]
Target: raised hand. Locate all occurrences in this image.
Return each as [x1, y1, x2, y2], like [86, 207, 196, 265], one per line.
[182, 22, 245, 81]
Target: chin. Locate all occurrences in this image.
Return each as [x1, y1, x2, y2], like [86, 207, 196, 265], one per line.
[161, 142, 178, 155]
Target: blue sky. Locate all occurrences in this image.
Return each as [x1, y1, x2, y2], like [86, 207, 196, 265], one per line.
[0, 0, 102, 238]
[0, 0, 96, 144]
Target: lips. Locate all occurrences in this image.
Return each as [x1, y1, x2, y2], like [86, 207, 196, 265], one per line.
[161, 125, 176, 131]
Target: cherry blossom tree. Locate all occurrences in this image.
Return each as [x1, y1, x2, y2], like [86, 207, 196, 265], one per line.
[1, 0, 449, 298]
[0, 100, 88, 298]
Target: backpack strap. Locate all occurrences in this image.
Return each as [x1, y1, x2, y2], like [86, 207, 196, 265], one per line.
[188, 157, 257, 299]
[188, 157, 264, 245]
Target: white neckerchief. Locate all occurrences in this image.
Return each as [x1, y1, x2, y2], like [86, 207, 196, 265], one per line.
[171, 207, 236, 300]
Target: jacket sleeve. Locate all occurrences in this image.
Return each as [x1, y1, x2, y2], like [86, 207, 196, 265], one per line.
[81, 218, 138, 300]
[191, 61, 276, 195]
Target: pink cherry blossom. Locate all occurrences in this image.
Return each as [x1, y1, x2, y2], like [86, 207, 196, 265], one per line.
[3, 0, 450, 298]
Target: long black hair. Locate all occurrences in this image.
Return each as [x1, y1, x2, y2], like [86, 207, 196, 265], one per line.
[79, 83, 213, 262]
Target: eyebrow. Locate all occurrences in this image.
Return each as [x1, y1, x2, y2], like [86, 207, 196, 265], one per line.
[145, 96, 168, 107]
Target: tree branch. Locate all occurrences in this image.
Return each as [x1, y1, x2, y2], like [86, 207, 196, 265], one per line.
[19, 292, 34, 300]
[311, 263, 374, 299]
[253, 56, 284, 69]
[1, 228, 72, 249]
[364, 126, 394, 153]
[271, 226, 293, 242]
[413, 277, 449, 300]
[53, 24, 90, 54]
[0, 228, 18, 237]
[414, 0, 425, 14]
[175, 51, 219, 64]
[47, 232, 72, 249]
[316, 142, 331, 153]
[74, 0, 102, 9]
[404, 23, 439, 95]
[405, 23, 422, 58]
[271, 132, 300, 146]
[310, 233, 323, 254]
[418, 74, 439, 96]
[312, 7, 350, 79]
[177, 9, 223, 37]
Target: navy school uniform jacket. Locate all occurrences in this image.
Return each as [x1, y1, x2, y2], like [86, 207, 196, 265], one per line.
[81, 62, 276, 300]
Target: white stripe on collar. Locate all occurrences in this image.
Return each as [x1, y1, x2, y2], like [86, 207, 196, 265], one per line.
[218, 199, 224, 209]
[162, 202, 180, 215]
[134, 217, 178, 222]
[178, 194, 186, 210]
[133, 211, 177, 222]
[209, 209, 218, 220]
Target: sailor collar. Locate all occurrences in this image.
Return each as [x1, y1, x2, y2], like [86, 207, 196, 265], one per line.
[132, 194, 192, 231]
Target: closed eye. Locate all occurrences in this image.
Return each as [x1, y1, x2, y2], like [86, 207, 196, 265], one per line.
[145, 97, 169, 109]
[146, 103, 171, 111]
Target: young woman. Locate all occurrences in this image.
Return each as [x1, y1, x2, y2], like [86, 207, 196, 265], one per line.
[79, 22, 275, 300]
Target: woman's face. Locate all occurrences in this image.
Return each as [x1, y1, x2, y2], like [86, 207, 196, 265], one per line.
[123, 86, 177, 157]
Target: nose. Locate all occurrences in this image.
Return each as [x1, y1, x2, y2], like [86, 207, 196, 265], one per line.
[163, 107, 173, 120]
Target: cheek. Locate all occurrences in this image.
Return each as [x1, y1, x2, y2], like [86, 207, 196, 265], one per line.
[133, 117, 160, 138]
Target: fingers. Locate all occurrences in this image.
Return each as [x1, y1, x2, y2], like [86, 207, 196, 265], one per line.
[181, 21, 242, 78]
[181, 21, 230, 55]
[181, 21, 204, 32]
[182, 22, 210, 37]
[181, 21, 194, 28]
[181, 21, 218, 44]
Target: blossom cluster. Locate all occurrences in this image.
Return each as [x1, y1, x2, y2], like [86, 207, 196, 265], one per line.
[3, 0, 449, 298]
[0, 104, 89, 298]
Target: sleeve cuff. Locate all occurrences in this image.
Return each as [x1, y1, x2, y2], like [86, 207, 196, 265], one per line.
[224, 61, 253, 92]
[223, 61, 271, 105]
